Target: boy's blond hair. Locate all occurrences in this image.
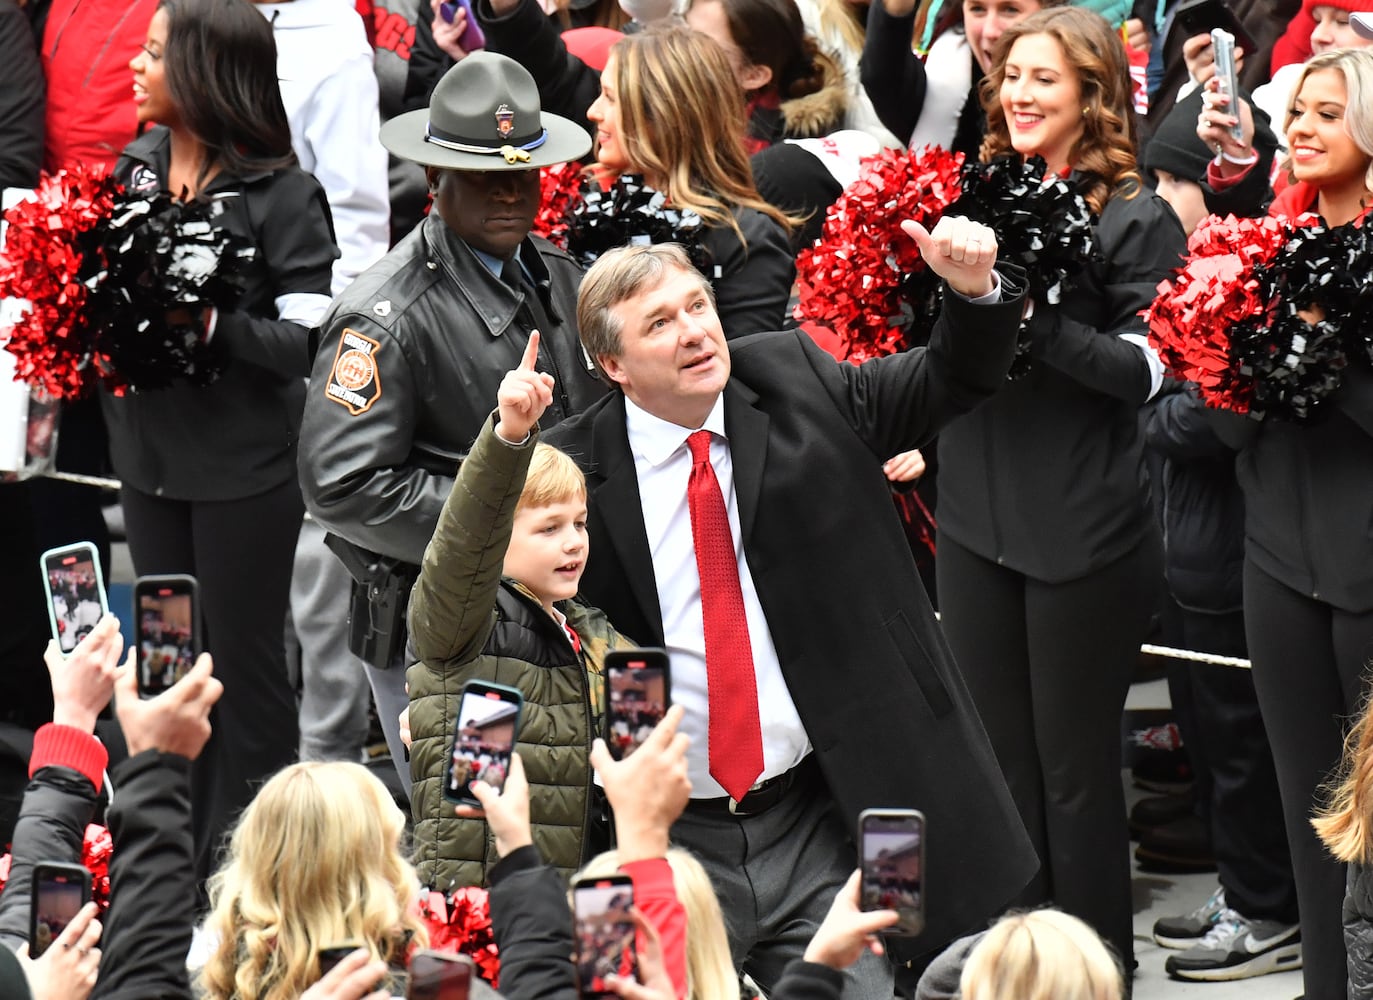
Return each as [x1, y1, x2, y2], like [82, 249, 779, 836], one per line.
[517, 443, 587, 514]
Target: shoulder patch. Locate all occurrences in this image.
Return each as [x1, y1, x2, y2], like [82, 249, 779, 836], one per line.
[324, 327, 383, 415]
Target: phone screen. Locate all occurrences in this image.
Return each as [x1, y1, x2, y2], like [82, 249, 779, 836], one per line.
[606, 651, 670, 761]
[30, 867, 90, 958]
[859, 810, 925, 936]
[41, 544, 108, 653]
[445, 683, 522, 804]
[409, 951, 473, 1000]
[136, 577, 198, 697]
[573, 877, 636, 997]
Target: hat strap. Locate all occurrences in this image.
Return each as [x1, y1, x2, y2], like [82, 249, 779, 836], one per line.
[425, 122, 549, 164]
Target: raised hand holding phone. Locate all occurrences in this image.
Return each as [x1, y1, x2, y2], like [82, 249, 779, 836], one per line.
[18, 899, 102, 1000]
[44, 614, 123, 732]
[432, 0, 485, 62]
[495, 330, 555, 443]
[113, 650, 223, 760]
[590, 703, 691, 863]
[459, 752, 534, 857]
[804, 870, 900, 969]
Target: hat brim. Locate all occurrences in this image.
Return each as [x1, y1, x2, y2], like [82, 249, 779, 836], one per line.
[1354, 13, 1373, 39]
[381, 107, 592, 170]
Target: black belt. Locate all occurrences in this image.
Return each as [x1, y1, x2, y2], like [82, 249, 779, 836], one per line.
[686, 755, 818, 818]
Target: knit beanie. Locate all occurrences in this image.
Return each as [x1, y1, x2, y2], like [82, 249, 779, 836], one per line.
[1142, 89, 1280, 184]
[0, 945, 33, 1000]
[1302, 0, 1373, 17]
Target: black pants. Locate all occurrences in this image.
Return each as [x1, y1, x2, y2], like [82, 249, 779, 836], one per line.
[121, 479, 303, 884]
[1165, 608, 1297, 922]
[937, 534, 1160, 966]
[1244, 560, 1373, 1000]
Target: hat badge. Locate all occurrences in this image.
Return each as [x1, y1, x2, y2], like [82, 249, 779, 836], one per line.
[495, 104, 515, 138]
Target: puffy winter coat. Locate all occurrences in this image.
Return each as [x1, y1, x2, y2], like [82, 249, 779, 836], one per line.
[407, 416, 636, 889]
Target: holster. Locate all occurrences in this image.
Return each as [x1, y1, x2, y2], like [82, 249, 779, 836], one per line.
[324, 534, 419, 671]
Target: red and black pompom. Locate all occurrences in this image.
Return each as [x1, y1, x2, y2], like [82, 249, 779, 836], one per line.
[1, 168, 257, 399]
[1147, 211, 1373, 422]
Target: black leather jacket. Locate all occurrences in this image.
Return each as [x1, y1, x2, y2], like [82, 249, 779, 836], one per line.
[298, 213, 608, 566]
[937, 182, 1185, 582]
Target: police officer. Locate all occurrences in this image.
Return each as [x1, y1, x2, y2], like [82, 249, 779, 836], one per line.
[297, 52, 603, 790]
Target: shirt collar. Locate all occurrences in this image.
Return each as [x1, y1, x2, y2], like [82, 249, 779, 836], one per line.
[623, 394, 727, 468]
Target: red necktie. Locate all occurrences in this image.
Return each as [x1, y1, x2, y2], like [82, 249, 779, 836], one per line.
[685, 430, 764, 801]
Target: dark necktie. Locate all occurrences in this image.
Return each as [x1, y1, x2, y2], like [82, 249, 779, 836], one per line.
[686, 430, 764, 801]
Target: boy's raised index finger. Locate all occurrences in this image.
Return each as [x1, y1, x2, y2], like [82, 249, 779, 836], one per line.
[520, 329, 541, 371]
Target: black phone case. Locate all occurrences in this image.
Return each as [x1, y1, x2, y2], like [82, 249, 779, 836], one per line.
[134, 575, 202, 697]
[1171, 0, 1258, 57]
[29, 862, 92, 958]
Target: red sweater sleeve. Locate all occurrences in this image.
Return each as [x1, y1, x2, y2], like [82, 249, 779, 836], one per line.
[29, 723, 108, 793]
[621, 858, 688, 1000]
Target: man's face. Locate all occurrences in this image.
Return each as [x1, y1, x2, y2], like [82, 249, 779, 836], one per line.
[428, 166, 541, 258]
[598, 266, 731, 429]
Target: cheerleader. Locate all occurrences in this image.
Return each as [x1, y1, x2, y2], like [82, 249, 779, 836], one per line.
[1197, 46, 1373, 999]
[104, 0, 336, 886]
[934, 6, 1185, 969]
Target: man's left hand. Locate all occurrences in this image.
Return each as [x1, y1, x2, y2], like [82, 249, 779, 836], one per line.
[902, 217, 998, 299]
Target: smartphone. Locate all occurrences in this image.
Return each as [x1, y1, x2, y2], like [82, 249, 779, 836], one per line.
[858, 808, 926, 937]
[29, 862, 91, 958]
[318, 943, 365, 979]
[1210, 29, 1245, 144]
[572, 875, 637, 997]
[443, 680, 524, 805]
[39, 542, 110, 654]
[605, 649, 671, 762]
[409, 950, 474, 1000]
[439, 0, 486, 51]
[1171, 0, 1257, 60]
[134, 574, 201, 698]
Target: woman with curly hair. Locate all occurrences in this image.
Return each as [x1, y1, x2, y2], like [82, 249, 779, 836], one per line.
[931, 5, 1184, 972]
[198, 762, 428, 1000]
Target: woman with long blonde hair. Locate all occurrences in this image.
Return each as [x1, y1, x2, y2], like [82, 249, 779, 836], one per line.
[1196, 44, 1373, 1000]
[932, 5, 1184, 974]
[198, 763, 428, 1000]
[583, 25, 795, 336]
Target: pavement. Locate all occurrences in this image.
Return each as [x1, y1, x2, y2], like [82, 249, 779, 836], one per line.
[1127, 679, 1304, 1000]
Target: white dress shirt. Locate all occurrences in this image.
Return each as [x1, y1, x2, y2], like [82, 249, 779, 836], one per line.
[623, 395, 811, 799]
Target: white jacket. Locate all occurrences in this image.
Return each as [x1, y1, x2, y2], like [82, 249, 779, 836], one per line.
[256, 0, 391, 294]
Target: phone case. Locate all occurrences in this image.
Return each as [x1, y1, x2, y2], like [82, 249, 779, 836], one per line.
[1210, 29, 1245, 144]
[605, 649, 671, 761]
[858, 808, 926, 937]
[442, 0, 485, 50]
[39, 542, 109, 654]
[134, 575, 202, 697]
[29, 862, 91, 958]
[573, 876, 636, 997]
[443, 681, 524, 805]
